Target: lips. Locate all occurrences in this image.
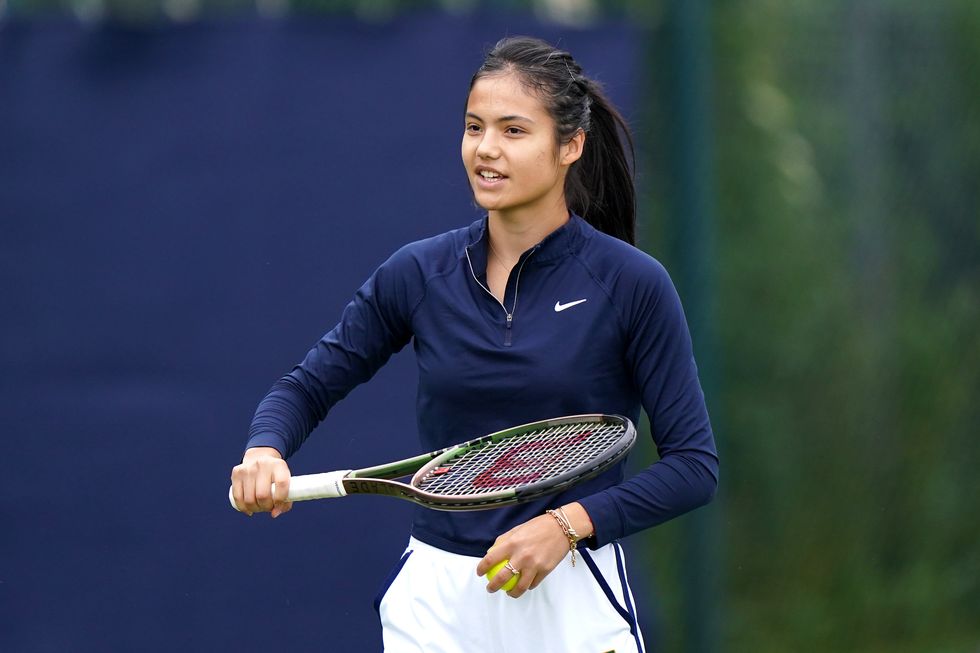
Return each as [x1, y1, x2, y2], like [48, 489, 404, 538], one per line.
[475, 166, 507, 187]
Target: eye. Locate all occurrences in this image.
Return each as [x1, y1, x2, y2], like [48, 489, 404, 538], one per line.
[465, 123, 482, 134]
[505, 126, 525, 136]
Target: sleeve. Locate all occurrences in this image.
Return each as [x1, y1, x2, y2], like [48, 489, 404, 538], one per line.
[245, 246, 422, 458]
[578, 259, 719, 547]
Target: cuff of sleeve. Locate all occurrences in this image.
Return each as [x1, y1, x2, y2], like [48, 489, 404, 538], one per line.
[577, 490, 625, 549]
[244, 433, 289, 459]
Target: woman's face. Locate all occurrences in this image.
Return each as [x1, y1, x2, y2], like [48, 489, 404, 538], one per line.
[462, 72, 581, 219]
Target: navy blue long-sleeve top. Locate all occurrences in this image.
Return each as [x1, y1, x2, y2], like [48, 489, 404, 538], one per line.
[247, 215, 718, 557]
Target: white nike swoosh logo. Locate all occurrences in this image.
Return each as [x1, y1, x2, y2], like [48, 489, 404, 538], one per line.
[554, 299, 588, 312]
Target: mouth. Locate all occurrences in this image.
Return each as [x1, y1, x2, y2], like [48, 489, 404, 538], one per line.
[475, 167, 507, 186]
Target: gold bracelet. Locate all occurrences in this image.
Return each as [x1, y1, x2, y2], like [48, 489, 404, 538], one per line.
[546, 508, 580, 566]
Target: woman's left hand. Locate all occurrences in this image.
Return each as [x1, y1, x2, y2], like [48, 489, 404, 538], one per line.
[475, 502, 594, 599]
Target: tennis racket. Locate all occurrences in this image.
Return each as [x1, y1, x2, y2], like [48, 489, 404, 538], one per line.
[229, 414, 635, 511]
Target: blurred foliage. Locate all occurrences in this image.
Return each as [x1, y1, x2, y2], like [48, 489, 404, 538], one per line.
[637, 1, 980, 652]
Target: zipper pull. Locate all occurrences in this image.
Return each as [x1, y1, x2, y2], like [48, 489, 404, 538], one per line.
[504, 313, 513, 347]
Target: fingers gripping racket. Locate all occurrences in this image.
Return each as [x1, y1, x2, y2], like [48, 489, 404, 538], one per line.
[229, 414, 636, 512]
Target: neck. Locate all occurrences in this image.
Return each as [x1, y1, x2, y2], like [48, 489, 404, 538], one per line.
[487, 200, 570, 263]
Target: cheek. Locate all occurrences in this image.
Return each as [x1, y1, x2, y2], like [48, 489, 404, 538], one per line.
[533, 137, 560, 166]
[532, 147, 560, 180]
[461, 139, 477, 171]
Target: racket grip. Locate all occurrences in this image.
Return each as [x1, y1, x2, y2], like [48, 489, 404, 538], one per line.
[228, 470, 353, 512]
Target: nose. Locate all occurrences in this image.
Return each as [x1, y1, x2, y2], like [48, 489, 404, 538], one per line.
[475, 130, 501, 160]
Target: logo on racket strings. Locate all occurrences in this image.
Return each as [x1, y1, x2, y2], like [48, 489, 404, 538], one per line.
[470, 431, 592, 489]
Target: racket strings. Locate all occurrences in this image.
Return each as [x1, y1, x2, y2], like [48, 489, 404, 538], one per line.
[416, 421, 626, 496]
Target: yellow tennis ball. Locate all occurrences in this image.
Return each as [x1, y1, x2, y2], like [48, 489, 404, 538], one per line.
[486, 559, 519, 591]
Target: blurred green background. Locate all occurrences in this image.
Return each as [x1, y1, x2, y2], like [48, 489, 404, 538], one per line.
[639, 2, 980, 652]
[5, 0, 976, 651]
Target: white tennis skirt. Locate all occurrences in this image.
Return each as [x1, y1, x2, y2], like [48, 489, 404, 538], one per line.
[375, 536, 646, 653]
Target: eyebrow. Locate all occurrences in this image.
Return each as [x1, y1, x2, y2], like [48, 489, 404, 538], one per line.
[465, 112, 536, 124]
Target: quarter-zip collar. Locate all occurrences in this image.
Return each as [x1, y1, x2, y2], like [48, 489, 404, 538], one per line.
[465, 214, 586, 348]
[463, 212, 590, 272]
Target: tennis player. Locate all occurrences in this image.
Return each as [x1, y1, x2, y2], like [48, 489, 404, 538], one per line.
[230, 36, 718, 653]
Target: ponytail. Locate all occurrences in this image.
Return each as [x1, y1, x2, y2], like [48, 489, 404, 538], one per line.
[471, 36, 637, 245]
[566, 81, 636, 245]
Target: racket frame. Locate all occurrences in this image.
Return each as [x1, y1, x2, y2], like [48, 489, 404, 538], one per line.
[342, 414, 636, 510]
[230, 414, 636, 512]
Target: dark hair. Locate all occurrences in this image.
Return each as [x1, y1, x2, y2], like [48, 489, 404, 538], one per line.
[470, 36, 636, 245]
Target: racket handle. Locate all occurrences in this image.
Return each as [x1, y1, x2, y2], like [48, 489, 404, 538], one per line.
[228, 470, 353, 512]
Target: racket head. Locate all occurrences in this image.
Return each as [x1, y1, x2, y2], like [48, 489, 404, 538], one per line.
[408, 414, 636, 510]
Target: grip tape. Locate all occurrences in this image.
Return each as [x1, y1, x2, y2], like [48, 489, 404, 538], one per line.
[228, 470, 353, 511]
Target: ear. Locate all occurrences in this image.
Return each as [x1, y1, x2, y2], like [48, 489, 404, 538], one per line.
[559, 129, 586, 167]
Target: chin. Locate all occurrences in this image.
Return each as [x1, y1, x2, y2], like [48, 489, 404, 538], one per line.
[471, 192, 501, 212]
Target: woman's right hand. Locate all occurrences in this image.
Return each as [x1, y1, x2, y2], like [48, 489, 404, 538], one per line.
[230, 447, 293, 518]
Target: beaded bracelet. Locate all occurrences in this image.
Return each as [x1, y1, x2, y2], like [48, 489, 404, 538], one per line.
[546, 507, 580, 567]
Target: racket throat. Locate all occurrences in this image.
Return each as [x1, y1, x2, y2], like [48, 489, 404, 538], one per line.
[344, 477, 418, 502]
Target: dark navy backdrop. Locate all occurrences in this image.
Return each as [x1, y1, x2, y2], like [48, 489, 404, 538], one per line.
[0, 15, 638, 651]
